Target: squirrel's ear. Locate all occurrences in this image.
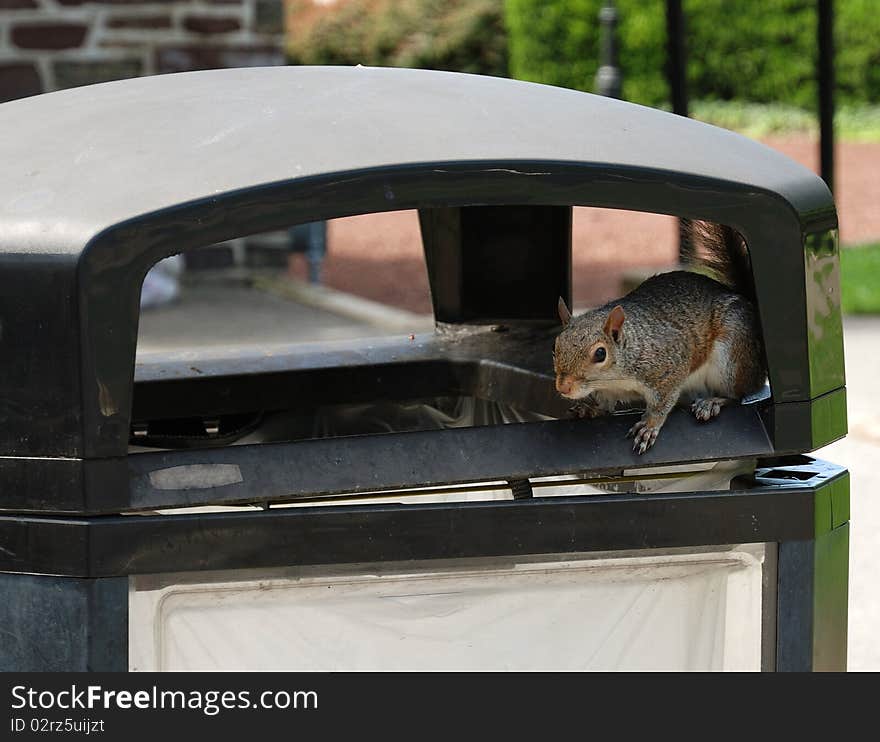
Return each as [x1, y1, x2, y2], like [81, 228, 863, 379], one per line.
[604, 305, 625, 342]
[557, 296, 572, 327]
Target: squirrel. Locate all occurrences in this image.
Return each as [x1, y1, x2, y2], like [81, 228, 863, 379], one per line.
[553, 220, 767, 454]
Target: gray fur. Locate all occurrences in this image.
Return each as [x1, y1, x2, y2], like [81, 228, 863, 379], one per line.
[554, 222, 766, 454]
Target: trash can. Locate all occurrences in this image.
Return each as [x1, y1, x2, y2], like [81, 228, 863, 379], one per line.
[0, 67, 847, 671]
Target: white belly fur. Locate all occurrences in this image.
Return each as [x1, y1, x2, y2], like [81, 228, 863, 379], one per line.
[679, 338, 731, 401]
[592, 378, 651, 412]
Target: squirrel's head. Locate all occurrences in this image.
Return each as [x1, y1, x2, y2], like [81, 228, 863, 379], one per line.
[553, 298, 626, 399]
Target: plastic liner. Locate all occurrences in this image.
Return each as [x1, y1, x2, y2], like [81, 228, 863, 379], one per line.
[129, 545, 766, 671]
[241, 395, 553, 444]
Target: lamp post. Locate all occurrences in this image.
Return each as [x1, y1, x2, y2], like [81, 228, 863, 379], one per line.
[665, 0, 688, 116]
[595, 2, 622, 99]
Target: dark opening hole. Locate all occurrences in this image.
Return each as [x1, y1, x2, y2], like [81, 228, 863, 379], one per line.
[129, 396, 549, 451]
[761, 469, 818, 481]
[760, 454, 814, 467]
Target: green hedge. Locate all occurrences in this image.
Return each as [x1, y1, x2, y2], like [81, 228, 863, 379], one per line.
[506, 0, 880, 108]
[288, 0, 880, 108]
[287, 0, 508, 79]
[505, 0, 665, 105]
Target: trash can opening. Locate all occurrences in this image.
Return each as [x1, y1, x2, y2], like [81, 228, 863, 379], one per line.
[130, 209, 772, 467]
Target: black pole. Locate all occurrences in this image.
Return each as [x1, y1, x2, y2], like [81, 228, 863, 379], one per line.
[595, 2, 622, 99]
[818, 0, 835, 193]
[665, 0, 689, 257]
[665, 0, 688, 116]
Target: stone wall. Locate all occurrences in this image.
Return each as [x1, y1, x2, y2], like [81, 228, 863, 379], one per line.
[0, 0, 285, 103]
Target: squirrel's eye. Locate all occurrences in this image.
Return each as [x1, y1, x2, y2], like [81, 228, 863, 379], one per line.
[593, 347, 607, 363]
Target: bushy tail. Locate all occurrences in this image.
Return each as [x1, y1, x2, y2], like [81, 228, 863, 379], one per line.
[679, 219, 755, 300]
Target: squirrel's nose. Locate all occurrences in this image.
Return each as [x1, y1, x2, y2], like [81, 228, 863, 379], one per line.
[556, 375, 574, 396]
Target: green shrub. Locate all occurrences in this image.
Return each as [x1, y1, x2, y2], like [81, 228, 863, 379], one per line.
[287, 0, 508, 79]
[841, 243, 880, 314]
[505, 0, 666, 105]
[685, 0, 817, 108]
[505, 0, 880, 108]
[835, 0, 880, 105]
[289, 0, 880, 110]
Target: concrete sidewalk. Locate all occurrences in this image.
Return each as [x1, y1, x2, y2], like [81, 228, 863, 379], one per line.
[137, 280, 432, 354]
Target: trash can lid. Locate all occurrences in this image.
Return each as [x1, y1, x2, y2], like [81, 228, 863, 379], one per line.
[0, 66, 842, 469]
[0, 65, 832, 257]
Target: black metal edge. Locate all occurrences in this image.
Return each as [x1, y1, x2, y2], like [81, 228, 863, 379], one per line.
[131, 358, 486, 423]
[124, 403, 774, 513]
[86, 576, 129, 671]
[812, 522, 849, 670]
[133, 333, 463, 384]
[0, 517, 90, 575]
[773, 465, 849, 671]
[75, 161, 827, 459]
[0, 456, 127, 514]
[776, 522, 849, 671]
[753, 457, 849, 537]
[0, 574, 128, 672]
[0, 465, 848, 578]
[129, 325, 561, 421]
[761, 541, 778, 672]
[762, 386, 847, 452]
[0, 392, 847, 516]
[804, 229, 846, 396]
[776, 539, 815, 671]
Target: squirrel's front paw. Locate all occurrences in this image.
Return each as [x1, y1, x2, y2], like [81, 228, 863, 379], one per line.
[626, 418, 660, 454]
[691, 397, 729, 422]
[568, 400, 601, 419]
